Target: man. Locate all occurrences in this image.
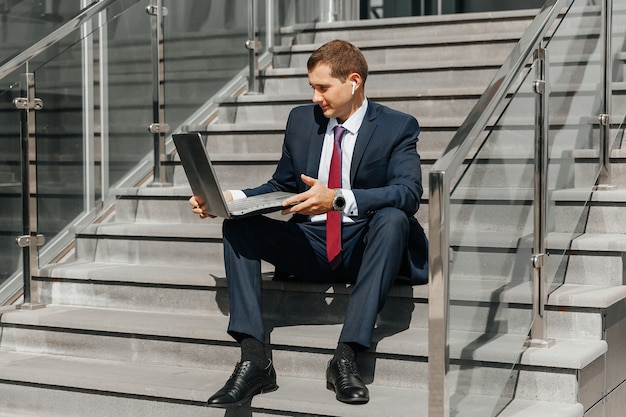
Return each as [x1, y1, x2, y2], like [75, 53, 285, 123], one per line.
[190, 39, 428, 407]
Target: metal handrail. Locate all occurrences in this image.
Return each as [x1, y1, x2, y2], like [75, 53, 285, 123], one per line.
[597, 0, 614, 186]
[427, 0, 567, 416]
[0, 0, 140, 80]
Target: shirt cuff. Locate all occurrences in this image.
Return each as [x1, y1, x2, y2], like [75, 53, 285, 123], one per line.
[342, 189, 358, 217]
[229, 190, 247, 200]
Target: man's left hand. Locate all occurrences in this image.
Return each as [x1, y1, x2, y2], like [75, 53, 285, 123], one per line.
[281, 174, 335, 215]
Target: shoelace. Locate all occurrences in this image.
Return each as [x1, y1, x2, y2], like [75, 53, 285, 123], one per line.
[338, 359, 361, 378]
[226, 362, 249, 383]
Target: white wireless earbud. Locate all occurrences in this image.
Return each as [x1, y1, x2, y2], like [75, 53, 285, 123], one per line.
[351, 81, 356, 95]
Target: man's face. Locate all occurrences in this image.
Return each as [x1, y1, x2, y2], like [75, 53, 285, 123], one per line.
[308, 63, 354, 123]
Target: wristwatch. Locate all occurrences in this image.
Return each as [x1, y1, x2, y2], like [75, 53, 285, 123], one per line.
[332, 189, 346, 211]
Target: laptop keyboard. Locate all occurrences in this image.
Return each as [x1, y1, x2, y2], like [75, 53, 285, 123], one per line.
[227, 191, 296, 212]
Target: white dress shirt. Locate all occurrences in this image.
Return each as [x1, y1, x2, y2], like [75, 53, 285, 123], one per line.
[231, 99, 369, 223]
[310, 99, 368, 222]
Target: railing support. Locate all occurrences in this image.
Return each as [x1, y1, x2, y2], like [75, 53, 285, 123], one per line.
[246, 0, 261, 94]
[13, 72, 45, 310]
[527, 46, 554, 348]
[147, 0, 171, 187]
[428, 171, 450, 417]
[596, 0, 613, 188]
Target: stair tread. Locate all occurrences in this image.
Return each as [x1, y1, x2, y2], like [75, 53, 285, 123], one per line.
[276, 30, 525, 54]
[0, 335, 599, 417]
[0, 349, 431, 415]
[39, 258, 626, 309]
[0, 304, 607, 369]
[77, 222, 223, 238]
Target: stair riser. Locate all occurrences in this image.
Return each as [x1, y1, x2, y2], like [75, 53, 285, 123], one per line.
[202, 129, 434, 159]
[0, 370, 586, 417]
[107, 77, 233, 103]
[261, 68, 499, 98]
[115, 198, 208, 224]
[0, 320, 594, 403]
[172, 163, 284, 190]
[452, 242, 625, 287]
[0, 327, 430, 388]
[74, 237, 224, 266]
[0, 383, 215, 417]
[575, 162, 626, 188]
[203, 132, 286, 154]
[217, 94, 482, 124]
[577, 205, 626, 234]
[113, 195, 430, 227]
[559, 251, 625, 286]
[277, 42, 519, 68]
[34, 279, 430, 327]
[34, 275, 552, 338]
[300, 18, 534, 44]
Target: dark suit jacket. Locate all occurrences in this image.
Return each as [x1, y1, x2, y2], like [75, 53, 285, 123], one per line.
[243, 101, 428, 285]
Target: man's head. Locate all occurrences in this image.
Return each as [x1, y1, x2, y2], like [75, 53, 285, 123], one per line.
[307, 40, 368, 123]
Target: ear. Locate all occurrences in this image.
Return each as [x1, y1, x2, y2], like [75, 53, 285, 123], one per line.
[348, 73, 361, 94]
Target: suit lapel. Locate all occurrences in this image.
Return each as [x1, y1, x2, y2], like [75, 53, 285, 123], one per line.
[306, 106, 328, 179]
[350, 102, 379, 184]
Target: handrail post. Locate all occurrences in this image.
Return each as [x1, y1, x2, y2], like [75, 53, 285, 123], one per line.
[147, 0, 171, 187]
[13, 71, 45, 310]
[527, 45, 554, 348]
[428, 171, 450, 417]
[265, 0, 275, 52]
[246, 0, 261, 94]
[596, 0, 613, 188]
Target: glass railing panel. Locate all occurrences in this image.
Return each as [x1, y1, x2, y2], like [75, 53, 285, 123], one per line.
[611, 3, 626, 125]
[30, 33, 87, 247]
[446, 67, 537, 415]
[8, 0, 151, 268]
[0, 81, 23, 287]
[103, 0, 153, 188]
[444, 0, 605, 413]
[543, 0, 604, 290]
[162, 0, 249, 133]
[0, 0, 84, 62]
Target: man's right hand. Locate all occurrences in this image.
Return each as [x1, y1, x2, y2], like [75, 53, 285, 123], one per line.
[188, 191, 233, 219]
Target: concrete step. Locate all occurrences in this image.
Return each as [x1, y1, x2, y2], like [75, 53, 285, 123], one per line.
[273, 31, 523, 68]
[36, 247, 625, 341]
[552, 187, 626, 234]
[4, 348, 576, 417]
[0, 302, 607, 406]
[261, 61, 502, 97]
[284, 10, 537, 44]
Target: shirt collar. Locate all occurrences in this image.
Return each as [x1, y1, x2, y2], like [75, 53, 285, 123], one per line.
[329, 98, 368, 135]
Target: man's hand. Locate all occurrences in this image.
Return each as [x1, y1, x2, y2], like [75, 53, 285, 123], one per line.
[189, 191, 233, 219]
[281, 174, 335, 215]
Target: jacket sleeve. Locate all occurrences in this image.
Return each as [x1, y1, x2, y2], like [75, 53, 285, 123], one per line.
[240, 107, 311, 197]
[351, 111, 422, 219]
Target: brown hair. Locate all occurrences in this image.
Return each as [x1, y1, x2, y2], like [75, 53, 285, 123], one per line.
[307, 39, 368, 84]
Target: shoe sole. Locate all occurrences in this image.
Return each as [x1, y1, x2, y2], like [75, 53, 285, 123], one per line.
[207, 383, 279, 408]
[326, 381, 369, 405]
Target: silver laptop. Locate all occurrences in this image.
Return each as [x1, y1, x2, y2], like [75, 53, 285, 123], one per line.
[172, 132, 297, 219]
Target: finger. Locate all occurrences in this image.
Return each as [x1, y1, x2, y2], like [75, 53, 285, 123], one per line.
[300, 173, 318, 186]
[283, 192, 306, 207]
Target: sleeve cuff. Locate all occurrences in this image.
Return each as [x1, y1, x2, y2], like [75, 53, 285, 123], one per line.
[228, 190, 247, 200]
[342, 189, 358, 217]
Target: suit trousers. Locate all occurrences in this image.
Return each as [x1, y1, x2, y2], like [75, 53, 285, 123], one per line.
[222, 207, 410, 349]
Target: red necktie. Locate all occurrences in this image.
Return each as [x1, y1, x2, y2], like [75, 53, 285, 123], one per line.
[327, 125, 345, 269]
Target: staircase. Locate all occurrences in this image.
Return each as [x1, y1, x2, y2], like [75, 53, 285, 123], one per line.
[0, 6, 625, 417]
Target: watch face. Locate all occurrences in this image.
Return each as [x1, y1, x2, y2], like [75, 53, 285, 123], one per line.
[335, 196, 345, 208]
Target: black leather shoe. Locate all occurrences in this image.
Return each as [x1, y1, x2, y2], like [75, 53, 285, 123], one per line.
[207, 360, 278, 407]
[326, 357, 369, 404]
